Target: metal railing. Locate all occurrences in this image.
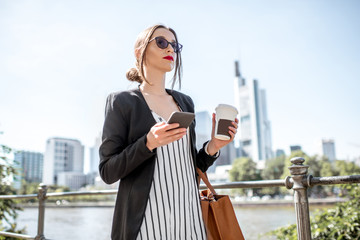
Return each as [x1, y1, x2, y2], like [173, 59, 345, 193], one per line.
[1, 157, 360, 240]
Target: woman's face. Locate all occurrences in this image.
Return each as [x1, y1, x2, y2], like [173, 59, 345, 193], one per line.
[143, 28, 177, 73]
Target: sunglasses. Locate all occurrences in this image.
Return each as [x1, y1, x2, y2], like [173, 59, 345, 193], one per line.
[149, 36, 183, 53]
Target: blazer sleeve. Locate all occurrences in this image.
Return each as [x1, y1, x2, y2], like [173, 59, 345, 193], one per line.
[98, 93, 156, 184]
[196, 141, 219, 172]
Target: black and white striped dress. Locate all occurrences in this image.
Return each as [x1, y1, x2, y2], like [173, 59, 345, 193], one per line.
[136, 111, 206, 240]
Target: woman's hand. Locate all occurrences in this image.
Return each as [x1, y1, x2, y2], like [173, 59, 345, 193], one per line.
[146, 122, 187, 151]
[207, 113, 239, 156]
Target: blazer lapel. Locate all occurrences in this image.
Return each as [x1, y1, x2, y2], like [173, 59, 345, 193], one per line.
[166, 89, 189, 112]
[133, 88, 157, 129]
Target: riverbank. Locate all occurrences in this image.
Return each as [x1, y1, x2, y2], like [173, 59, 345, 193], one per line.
[15, 204, 331, 240]
[232, 197, 346, 207]
[17, 197, 346, 208]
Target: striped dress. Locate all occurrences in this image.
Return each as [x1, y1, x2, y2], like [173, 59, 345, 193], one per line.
[136, 111, 206, 240]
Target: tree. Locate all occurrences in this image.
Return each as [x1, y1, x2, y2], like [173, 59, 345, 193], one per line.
[318, 158, 334, 177]
[0, 145, 26, 239]
[280, 150, 310, 180]
[268, 184, 360, 239]
[277, 151, 338, 197]
[260, 154, 286, 196]
[262, 154, 286, 180]
[279, 150, 311, 195]
[229, 157, 261, 195]
[229, 157, 260, 181]
[334, 160, 360, 176]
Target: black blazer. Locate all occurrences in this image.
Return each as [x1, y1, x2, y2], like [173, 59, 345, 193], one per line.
[99, 88, 218, 240]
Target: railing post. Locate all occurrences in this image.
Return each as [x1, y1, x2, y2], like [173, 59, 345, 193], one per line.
[35, 183, 47, 240]
[289, 157, 312, 240]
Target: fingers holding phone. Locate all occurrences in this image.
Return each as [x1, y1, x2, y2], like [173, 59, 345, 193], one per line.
[146, 120, 187, 151]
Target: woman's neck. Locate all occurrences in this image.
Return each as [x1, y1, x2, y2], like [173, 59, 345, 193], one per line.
[140, 82, 167, 96]
[140, 68, 167, 96]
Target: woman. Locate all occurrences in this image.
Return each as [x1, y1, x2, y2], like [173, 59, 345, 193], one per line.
[99, 24, 238, 240]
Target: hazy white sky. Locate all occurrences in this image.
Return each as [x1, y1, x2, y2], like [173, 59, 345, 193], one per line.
[1, 0, 360, 166]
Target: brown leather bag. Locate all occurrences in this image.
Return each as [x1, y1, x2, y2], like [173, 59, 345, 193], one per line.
[197, 168, 245, 240]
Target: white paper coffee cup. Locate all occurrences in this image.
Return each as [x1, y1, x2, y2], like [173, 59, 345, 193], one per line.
[215, 104, 238, 140]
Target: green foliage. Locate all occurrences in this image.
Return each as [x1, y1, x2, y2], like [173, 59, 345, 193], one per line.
[229, 157, 261, 195]
[260, 155, 286, 195]
[267, 223, 298, 240]
[280, 150, 310, 179]
[0, 145, 27, 239]
[17, 182, 115, 204]
[229, 157, 261, 182]
[319, 158, 333, 177]
[334, 160, 360, 176]
[268, 184, 360, 239]
[229, 150, 360, 198]
[18, 181, 40, 195]
[262, 155, 286, 180]
[278, 150, 310, 195]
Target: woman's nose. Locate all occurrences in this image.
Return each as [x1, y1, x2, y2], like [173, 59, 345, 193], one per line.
[167, 45, 174, 53]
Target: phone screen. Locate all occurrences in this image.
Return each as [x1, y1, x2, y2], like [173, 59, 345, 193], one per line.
[167, 112, 195, 129]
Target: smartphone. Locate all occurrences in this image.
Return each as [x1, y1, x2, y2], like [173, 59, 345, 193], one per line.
[167, 112, 195, 129]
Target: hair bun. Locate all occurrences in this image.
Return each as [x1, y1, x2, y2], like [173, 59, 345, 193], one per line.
[126, 67, 142, 83]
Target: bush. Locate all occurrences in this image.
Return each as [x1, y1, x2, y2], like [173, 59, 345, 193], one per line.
[0, 145, 27, 239]
[268, 184, 360, 240]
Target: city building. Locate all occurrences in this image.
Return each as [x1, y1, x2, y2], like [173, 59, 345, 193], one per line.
[43, 137, 84, 186]
[320, 139, 336, 162]
[215, 141, 237, 166]
[94, 174, 119, 189]
[89, 133, 102, 174]
[195, 111, 237, 173]
[195, 111, 212, 150]
[207, 165, 232, 183]
[233, 61, 273, 163]
[275, 149, 285, 157]
[290, 145, 302, 153]
[195, 111, 216, 172]
[57, 172, 89, 190]
[14, 151, 43, 184]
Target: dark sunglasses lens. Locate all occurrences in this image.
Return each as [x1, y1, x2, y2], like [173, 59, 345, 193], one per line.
[155, 37, 182, 52]
[156, 38, 168, 49]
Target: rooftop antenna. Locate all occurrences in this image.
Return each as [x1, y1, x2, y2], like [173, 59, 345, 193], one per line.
[235, 60, 245, 86]
[235, 60, 241, 77]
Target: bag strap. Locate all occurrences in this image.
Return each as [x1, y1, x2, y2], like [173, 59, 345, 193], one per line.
[196, 168, 217, 195]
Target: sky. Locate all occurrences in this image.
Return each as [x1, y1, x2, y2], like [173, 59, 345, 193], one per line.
[1, 0, 360, 171]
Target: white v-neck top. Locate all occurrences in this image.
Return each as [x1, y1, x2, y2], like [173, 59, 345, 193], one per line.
[136, 111, 206, 240]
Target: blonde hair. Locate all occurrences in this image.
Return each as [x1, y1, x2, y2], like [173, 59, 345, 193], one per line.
[126, 24, 183, 89]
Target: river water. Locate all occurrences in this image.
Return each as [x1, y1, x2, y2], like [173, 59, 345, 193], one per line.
[16, 205, 327, 240]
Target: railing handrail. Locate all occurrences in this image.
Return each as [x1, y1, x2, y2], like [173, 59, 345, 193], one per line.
[1, 175, 359, 200]
[0, 231, 34, 239]
[1, 157, 360, 240]
[0, 189, 118, 200]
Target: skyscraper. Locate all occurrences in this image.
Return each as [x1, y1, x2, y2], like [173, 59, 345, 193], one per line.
[195, 111, 237, 173]
[275, 149, 285, 157]
[320, 139, 336, 162]
[13, 151, 43, 188]
[215, 141, 237, 166]
[290, 145, 302, 153]
[233, 61, 273, 163]
[89, 133, 101, 175]
[195, 111, 212, 150]
[43, 137, 84, 185]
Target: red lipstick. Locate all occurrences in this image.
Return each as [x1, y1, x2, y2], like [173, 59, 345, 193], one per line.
[163, 56, 174, 61]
